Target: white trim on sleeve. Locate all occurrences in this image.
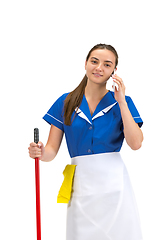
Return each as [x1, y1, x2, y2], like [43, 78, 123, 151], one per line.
[46, 113, 63, 124]
[133, 116, 141, 119]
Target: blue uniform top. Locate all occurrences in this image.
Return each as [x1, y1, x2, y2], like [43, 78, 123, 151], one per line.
[43, 91, 143, 158]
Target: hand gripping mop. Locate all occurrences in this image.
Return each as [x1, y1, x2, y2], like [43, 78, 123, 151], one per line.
[34, 128, 41, 240]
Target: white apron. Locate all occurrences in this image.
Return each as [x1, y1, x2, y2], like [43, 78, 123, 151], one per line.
[66, 152, 143, 240]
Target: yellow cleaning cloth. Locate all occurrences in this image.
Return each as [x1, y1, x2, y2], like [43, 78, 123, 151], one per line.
[57, 164, 76, 203]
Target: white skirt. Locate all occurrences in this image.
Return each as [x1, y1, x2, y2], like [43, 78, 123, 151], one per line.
[66, 152, 143, 240]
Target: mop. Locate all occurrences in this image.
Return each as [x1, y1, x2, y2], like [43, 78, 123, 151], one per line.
[34, 128, 41, 240]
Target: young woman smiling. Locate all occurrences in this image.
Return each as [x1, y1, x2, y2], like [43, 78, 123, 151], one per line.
[29, 44, 144, 240]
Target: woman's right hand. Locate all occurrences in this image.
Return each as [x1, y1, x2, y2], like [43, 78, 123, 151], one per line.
[28, 141, 45, 160]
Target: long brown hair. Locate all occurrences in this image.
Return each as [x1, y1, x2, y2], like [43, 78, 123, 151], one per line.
[64, 43, 118, 125]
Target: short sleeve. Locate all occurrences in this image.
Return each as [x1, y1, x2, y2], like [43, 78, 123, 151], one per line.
[43, 93, 68, 131]
[126, 96, 143, 128]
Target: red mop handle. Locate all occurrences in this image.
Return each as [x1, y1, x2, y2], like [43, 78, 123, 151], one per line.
[34, 128, 41, 240]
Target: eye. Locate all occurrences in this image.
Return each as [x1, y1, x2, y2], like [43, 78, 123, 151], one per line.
[104, 64, 111, 67]
[91, 60, 98, 64]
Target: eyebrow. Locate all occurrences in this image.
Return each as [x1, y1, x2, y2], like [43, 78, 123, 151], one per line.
[91, 57, 113, 64]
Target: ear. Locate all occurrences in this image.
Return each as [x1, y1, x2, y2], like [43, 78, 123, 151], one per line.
[85, 60, 87, 70]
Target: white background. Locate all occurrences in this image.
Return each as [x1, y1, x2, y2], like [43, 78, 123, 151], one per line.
[0, 0, 160, 239]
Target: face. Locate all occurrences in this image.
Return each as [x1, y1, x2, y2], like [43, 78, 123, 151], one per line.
[85, 49, 117, 85]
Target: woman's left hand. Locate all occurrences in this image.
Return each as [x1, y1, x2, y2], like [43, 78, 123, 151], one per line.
[112, 74, 126, 104]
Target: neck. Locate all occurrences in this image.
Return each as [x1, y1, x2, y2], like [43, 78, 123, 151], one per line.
[85, 80, 108, 100]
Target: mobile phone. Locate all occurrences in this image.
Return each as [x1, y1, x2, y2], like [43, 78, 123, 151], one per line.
[112, 70, 119, 91]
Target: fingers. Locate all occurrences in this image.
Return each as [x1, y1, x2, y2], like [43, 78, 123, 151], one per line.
[112, 74, 125, 90]
[28, 142, 42, 159]
[112, 74, 123, 84]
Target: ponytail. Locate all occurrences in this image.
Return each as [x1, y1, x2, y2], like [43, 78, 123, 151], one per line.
[64, 75, 87, 125]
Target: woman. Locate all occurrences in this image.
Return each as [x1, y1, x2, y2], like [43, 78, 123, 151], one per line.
[29, 44, 144, 240]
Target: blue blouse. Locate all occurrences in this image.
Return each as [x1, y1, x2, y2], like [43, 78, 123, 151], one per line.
[43, 91, 143, 158]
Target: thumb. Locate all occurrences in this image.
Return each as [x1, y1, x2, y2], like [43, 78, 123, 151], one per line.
[37, 141, 43, 148]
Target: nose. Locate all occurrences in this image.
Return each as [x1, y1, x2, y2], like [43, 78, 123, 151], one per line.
[96, 63, 103, 72]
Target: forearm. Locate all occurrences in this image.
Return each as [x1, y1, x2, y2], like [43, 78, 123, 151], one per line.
[119, 101, 143, 150]
[40, 125, 64, 162]
[40, 144, 57, 162]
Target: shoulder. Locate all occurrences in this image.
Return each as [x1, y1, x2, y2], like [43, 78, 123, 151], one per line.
[53, 92, 70, 106]
[46, 92, 70, 112]
[57, 92, 70, 101]
[125, 95, 132, 103]
[124, 95, 137, 108]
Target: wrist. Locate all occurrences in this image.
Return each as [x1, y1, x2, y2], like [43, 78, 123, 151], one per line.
[118, 99, 127, 107]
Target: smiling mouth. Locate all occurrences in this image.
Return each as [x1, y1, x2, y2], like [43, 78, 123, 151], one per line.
[93, 73, 103, 77]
